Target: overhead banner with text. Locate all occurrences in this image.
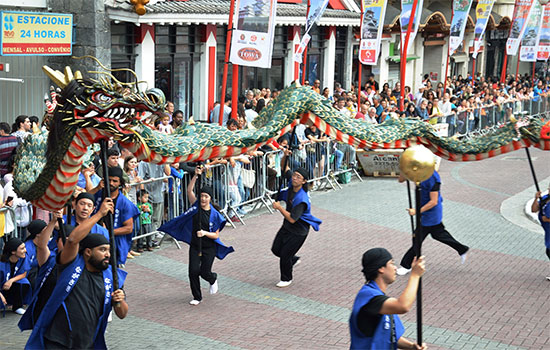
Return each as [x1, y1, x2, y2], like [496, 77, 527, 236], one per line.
[400, 0, 424, 55]
[506, 0, 535, 56]
[449, 0, 474, 56]
[537, 4, 550, 61]
[294, 0, 329, 63]
[359, 0, 387, 65]
[1, 11, 73, 56]
[230, 0, 277, 68]
[519, 1, 542, 62]
[472, 0, 495, 59]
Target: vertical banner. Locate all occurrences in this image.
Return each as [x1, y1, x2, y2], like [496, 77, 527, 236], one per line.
[400, 0, 424, 55]
[449, 0, 474, 56]
[294, 0, 330, 63]
[519, 1, 542, 62]
[506, 0, 535, 56]
[537, 4, 550, 61]
[472, 0, 495, 59]
[359, 0, 388, 65]
[230, 0, 277, 68]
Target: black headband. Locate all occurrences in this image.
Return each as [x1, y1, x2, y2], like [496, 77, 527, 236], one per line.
[75, 192, 95, 204]
[26, 219, 47, 240]
[80, 233, 110, 250]
[362, 248, 393, 276]
[294, 167, 309, 181]
[3, 237, 23, 256]
[200, 186, 213, 199]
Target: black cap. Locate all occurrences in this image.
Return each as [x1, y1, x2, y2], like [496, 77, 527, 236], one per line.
[361, 248, 393, 276]
[199, 186, 213, 199]
[80, 233, 110, 250]
[107, 166, 123, 180]
[75, 192, 95, 204]
[26, 220, 48, 241]
[294, 167, 309, 181]
[3, 237, 24, 256]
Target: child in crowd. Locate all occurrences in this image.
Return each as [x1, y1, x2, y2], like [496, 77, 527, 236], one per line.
[138, 190, 154, 252]
[158, 115, 174, 134]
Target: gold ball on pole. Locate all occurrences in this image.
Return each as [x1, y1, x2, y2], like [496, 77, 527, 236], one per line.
[399, 145, 436, 183]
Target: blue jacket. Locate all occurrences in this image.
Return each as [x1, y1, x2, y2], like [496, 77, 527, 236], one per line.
[159, 202, 234, 259]
[419, 170, 443, 226]
[279, 186, 322, 231]
[0, 256, 32, 308]
[48, 215, 110, 251]
[538, 194, 550, 249]
[23, 254, 127, 350]
[349, 281, 405, 350]
[94, 192, 139, 265]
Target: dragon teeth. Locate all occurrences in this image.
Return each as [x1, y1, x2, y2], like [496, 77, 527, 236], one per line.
[130, 108, 135, 116]
[105, 109, 113, 117]
[85, 110, 98, 118]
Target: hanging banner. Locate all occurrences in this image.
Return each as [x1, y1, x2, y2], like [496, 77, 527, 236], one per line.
[230, 0, 277, 68]
[294, 0, 329, 63]
[472, 0, 495, 59]
[537, 4, 550, 61]
[1, 11, 73, 56]
[519, 1, 542, 62]
[400, 0, 424, 55]
[359, 0, 388, 65]
[506, 0, 535, 56]
[449, 0, 474, 56]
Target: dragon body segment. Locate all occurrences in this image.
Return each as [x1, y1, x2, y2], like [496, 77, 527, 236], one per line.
[13, 66, 550, 211]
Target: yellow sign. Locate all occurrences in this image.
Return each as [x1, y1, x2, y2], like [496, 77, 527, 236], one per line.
[1, 11, 73, 56]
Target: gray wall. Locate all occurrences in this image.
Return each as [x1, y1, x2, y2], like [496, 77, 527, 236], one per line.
[0, 55, 49, 125]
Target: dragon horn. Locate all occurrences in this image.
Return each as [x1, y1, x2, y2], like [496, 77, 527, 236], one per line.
[42, 66, 69, 89]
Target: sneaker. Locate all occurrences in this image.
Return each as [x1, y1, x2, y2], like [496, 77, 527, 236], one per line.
[546, 276, 550, 281]
[396, 267, 411, 276]
[14, 308, 25, 315]
[209, 280, 218, 294]
[293, 257, 301, 267]
[460, 250, 469, 264]
[189, 300, 201, 305]
[276, 280, 292, 288]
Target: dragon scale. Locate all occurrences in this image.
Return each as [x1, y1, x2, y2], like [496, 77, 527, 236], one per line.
[13, 66, 550, 211]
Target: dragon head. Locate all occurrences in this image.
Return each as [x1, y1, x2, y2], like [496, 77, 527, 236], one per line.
[43, 64, 166, 143]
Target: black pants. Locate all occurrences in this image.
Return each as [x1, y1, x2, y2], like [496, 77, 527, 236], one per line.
[188, 245, 217, 301]
[546, 248, 550, 260]
[400, 223, 469, 269]
[271, 227, 307, 282]
[3, 282, 30, 310]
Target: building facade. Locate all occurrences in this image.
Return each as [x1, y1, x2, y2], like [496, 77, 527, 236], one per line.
[0, 0, 529, 123]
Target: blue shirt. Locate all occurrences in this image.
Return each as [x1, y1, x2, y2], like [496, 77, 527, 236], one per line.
[538, 195, 550, 248]
[419, 170, 443, 226]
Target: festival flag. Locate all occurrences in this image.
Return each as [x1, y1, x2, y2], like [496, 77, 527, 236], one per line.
[294, 0, 330, 63]
[472, 0, 496, 59]
[230, 0, 278, 68]
[506, 0, 535, 56]
[359, 0, 388, 65]
[449, 0, 474, 56]
[400, 0, 424, 55]
[537, 4, 550, 61]
[519, 1, 542, 62]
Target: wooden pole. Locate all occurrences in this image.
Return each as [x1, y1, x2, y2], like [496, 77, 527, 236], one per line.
[443, 7, 454, 93]
[231, 64, 239, 120]
[516, 47, 521, 81]
[414, 183, 423, 346]
[358, 0, 363, 97]
[471, 58, 476, 87]
[99, 139, 119, 296]
[218, 0, 237, 126]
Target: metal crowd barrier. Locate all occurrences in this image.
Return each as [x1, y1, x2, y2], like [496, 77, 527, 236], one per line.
[436, 96, 550, 138]
[328, 142, 363, 189]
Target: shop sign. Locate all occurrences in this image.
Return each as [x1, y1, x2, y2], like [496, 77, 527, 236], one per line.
[1, 11, 73, 56]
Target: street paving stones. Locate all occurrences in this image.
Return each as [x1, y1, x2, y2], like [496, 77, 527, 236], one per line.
[1, 148, 549, 349]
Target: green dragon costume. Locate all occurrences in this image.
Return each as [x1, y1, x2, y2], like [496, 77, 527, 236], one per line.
[13, 64, 550, 211]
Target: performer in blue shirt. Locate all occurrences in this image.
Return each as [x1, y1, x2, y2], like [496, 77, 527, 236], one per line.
[531, 187, 550, 281]
[22, 198, 128, 349]
[271, 167, 322, 288]
[90, 166, 139, 267]
[397, 170, 469, 275]
[160, 166, 233, 305]
[349, 248, 426, 350]
[1, 237, 31, 315]
[49, 192, 110, 252]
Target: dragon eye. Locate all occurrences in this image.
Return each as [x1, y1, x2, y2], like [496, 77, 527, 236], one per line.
[92, 92, 113, 103]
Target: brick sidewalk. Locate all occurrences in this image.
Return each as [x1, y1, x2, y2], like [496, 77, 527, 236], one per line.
[1, 149, 549, 349]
